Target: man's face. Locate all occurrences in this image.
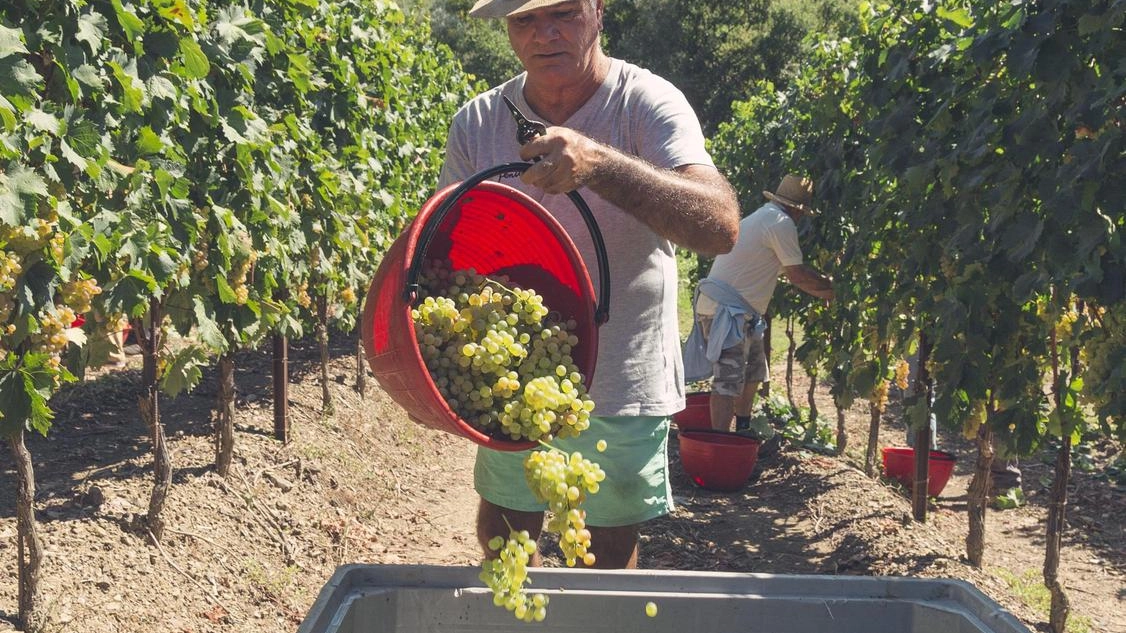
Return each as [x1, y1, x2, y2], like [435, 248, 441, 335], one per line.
[506, 0, 603, 84]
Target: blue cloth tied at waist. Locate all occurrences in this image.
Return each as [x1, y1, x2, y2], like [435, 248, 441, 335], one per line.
[682, 278, 764, 383]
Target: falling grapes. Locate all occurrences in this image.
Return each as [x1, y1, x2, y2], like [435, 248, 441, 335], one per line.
[412, 260, 595, 442]
[415, 261, 609, 621]
[524, 446, 606, 567]
[479, 530, 550, 623]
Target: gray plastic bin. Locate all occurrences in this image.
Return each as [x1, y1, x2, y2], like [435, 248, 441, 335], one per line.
[299, 564, 1030, 633]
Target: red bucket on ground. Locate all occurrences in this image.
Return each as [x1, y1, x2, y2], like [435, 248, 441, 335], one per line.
[673, 391, 712, 431]
[678, 430, 761, 491]
[362, 179, 599, 452]
[882, 447, 957, 497]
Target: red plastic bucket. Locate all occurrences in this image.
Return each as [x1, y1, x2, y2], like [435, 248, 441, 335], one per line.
[882, 447, 957, 497]
[362, 164, 608, 451]
[678, 430, 761, 491]
[673, 391, 712, 431]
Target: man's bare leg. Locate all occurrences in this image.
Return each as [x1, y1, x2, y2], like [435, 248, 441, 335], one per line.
[735, 381, 760, 418]
[586, 524, 639, 569]
[709, 392, 736, 431]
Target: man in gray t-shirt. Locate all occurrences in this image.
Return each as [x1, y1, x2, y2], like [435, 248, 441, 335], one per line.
[441, 0, 740, 569]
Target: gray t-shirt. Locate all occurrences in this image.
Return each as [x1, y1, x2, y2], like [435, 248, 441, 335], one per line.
[438, 58, 714, 416]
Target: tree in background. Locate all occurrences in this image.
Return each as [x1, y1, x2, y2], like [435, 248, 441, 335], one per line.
[603, 0, 855, 132]
[402, 0, 520, 89]
[412, 0, 854, 132]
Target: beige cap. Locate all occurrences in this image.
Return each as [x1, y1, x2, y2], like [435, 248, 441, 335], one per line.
[469, 0, 572, 19]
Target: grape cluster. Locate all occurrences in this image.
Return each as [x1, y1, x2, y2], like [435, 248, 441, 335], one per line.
[33, 306, 76, 356]
[59, 278, 101, 315]
[894, 359, 910, 391]
[412, 261, 595, 442]
[524, 447, 606, 567]
[479, 530, 549, 622]
[227, 230, 256, 306]
[870, 379, 890, 412]
[0, 251, 22, 324]
[0, 251, 22, 291]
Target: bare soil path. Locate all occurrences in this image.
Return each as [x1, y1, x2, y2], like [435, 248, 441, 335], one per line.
[1, 333, 1122, 632]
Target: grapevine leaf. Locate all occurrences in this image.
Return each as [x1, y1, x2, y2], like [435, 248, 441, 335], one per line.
[136, 126, 165, 155]
[192, 297, 228, 350]
[66, 118, 102, 157]
[0, 368, 29, 438]
[0, 191, 22, 225]
[999, 217, 1044, 262]
[6, 166, 49, 197]
[179, 38, 211, 79]
[286, 53, 312, 92]
[71, 64, 104, 90]
[110, 0, 146, 42]
[935, 7, 973, 29]
[159, 345, 210, 397]
[0, 25, 28, 58]
[26, 108, 59, 134]
[0, 56, 41, 98]
[215, 275, 237, 303]
[59, 139, 88, 170]
[75, 11, 108, 54]
[158, 0, 197, 30]
[0, 359, 56, 438]
[147, 74, 178, 100]
[109, 60, 145, 113]
[0, 167, 47, 223]
[101, 272, 158, 318]
[1076, 14, 1106, 36]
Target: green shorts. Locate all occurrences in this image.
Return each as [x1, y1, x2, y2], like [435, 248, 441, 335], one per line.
[474, 416, 674, 528]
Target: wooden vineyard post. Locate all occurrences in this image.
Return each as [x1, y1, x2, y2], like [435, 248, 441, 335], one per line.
[785, 314, 796, 409]
[137, 300, 171, 542]
[760, 313, 772, 400]
[912, 333, 932, 522]
[8, 430, 43, 629]
[317, 295, 334, 416]
[966, 424, 995, 566]
[215, 353, 235, 477]
[273, 333, 289, 443]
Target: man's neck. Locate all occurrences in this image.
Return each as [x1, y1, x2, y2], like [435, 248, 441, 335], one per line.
[523, 53, 611, 125]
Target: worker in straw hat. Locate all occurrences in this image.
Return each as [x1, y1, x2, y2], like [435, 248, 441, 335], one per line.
[439, 0, 740, 568]
[684, 174, 835, 435]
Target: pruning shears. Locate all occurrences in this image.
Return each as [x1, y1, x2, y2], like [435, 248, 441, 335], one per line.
[502, 95, 547, 147]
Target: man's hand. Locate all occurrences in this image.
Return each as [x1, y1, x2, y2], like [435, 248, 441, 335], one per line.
[783, 264, 835, 301]
[518, 127, 601, 195]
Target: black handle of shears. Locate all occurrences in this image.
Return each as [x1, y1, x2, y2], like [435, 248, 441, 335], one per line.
[502, 95, 547, 148]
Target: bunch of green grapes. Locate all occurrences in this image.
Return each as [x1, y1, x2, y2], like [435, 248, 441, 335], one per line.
[894, 359, 910, 391]
[59, 278, 101, 315]
[479, 530, 550, 622]
[412, 261, 595, 441]
[870, 379, 890, 412]
[524, 444, 606, 567]
[0, 251, 21, 324]
[30, 306, 76, 369]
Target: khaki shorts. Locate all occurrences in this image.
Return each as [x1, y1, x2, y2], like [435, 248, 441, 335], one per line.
[697, 315, 769, 396]
[474, 416, 673, 527]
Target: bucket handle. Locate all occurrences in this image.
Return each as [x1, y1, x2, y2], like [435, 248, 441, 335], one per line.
[405, 162, 610, 325]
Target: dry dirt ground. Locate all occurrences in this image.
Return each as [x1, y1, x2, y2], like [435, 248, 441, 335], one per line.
[0, 333, 1122, 633]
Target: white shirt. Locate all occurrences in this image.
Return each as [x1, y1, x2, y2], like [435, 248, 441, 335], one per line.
[697, 201, 803, 316]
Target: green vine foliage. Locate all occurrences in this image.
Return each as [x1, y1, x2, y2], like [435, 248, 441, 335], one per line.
[0, 0, 478, 434]
[711, 0, 1124, 453]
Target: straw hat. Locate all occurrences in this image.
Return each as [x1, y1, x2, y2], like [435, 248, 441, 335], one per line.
[763, 174, 816, 215]
[469, 0, 572, 18]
